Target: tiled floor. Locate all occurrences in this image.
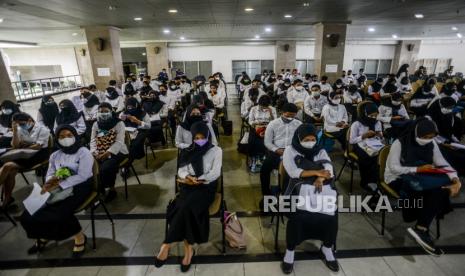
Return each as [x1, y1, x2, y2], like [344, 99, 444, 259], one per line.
[1, 85, 465, 275]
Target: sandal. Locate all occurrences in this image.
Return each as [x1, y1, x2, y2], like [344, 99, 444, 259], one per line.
[72, 235, 87, 258]
[27, 239, 48, 255]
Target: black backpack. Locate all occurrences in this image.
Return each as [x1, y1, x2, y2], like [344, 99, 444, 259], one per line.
[125, 82, 135, 94]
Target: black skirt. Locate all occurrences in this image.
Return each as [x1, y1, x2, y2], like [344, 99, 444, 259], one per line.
[20, 179, 92, 241]
[165, 180, 217, 244]
[13, 148, 49, 169]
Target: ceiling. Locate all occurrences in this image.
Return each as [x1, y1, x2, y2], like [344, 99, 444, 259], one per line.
[0, 0, 465, 46]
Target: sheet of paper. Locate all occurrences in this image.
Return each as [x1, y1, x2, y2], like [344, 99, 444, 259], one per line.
[365, 138, 384, 149]
[125, 127, 137, 133]
[23, 182, 50, 215]
[97, 67, 110, 77]
[150, 114, 161, 121]
[451, 143, 465, 150]
[325, 64, 338, 73]
[0, 148, 7, 155]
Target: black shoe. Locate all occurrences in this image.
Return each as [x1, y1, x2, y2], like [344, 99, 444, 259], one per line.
[104, 190, 117, 203]
[154, 256, 167, 268]
[280, 261, 294, 274]
[120, 168, 130, 178]
[319, 247, 339, 272]
[72, 235, 87, 258]
[407, 226, 436, 253]
[27, 239, 48, 255]
[180, 249, 195, 273]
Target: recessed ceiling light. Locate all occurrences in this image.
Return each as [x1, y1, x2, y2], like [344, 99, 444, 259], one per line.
[134, 17, 142, 21]
[392, 34, 398, 39]
[163, 29, 170, 34]
[108, 5, 117, 11]
[452, 26, 458, 31]
[368, 27, 375, 32]
[284, 14, 292, 18]
[245, 8, 254, 12]
[142, 53, 146, 56]
[254, 35, 260, 39]
[303, 3, 310, 7]
[414, 14, 424, 19]
[72, 32, 78, 36]
[180, 36, 185, 40]
[265, 27, 272, 32]
[168, 9, 178, 13]
[0, 18, 4, 23]
[457, 33, 463, 38]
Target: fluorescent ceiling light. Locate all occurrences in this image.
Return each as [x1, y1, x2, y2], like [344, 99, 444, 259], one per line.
[142, 52, 146, 56]
[392, 34, 398, 39]
[180, 36, 185, 40]
[284, 14, 292, 18]
[452, 26, 458, 31]
[0, 40, 37, 48]
[414, 14, 424, 19]
[303, 3, 310, 7]
[457, 33, 463, 38]
[244, 8, 254, 12]
[72, 33, 78, 36]
[134, 17, 142, 21]
[254, 35, 260, 39]
[265, 27, 272, 32]
[0, 18, 4, 23]
[368, 27, 375, 32]
[168, 9, 177, 13]
[163, 29, 170, 34]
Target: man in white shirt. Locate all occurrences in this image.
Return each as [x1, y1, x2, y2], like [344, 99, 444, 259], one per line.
[304, 84, 327, 123]
[319, 76, 333, 95]
[260, 103, 302, 209]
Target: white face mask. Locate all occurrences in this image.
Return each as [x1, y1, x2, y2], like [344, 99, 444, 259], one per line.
[312, 91, 320, 97]
[392, 100, 402, 106]
[331, 99, 341, 105]
[441, 107, 453, 115]
[295, 86, 303, 91]
[415, 137, 433, 146]
[58, 137, 75, 147]
[301, 141, 316, 149]
[2, 108, 13, 115]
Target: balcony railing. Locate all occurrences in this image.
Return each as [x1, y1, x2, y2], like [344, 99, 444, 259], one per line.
[12, 75, 83, 102]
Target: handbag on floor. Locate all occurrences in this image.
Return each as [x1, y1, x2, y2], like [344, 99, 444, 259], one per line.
[223, 211, 247, 249]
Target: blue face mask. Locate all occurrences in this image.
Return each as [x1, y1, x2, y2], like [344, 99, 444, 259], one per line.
[19, 123, 32, 131]
[194, 138, 208, 147]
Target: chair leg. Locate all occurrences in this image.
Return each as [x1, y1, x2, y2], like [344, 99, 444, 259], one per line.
[381, 209, 386, 236]
[336, 159, 347, 181]
[221, 200, 226, 254]
[151, 148, 156, 161]
[100, 201, 114, 225]
[124, 170, 128, 200]
[131, 165, 142, 185]
[274, 213, 280, 253]
[2, 209, 16, 226]
[145, 145, 148, 169]
[349, 165, 354, 194]
[436, 218, 441, 239]
[91, 206, 96, 250]
[21, 173, 30, 186]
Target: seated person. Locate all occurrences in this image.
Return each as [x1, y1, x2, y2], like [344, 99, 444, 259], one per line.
[55, 99, 86, 136]
[155, 122, 222, 273]
[20, 125, 93, 257]
[426, 96, 465, 176]
[385, 118, 461, 255]
[104, 87, 125, 113]
[247, 95, 277, 172]
[321, 92, 349, 150]
[303, 84, 327, 124]
[37, 96, 59, 134]
[367, 77, 383, 103]
[349, 102, 385, 192]
[260, 103, 301, 208]
[398, 76, 413, 95]
[175, 105, 218, 149]
[208, 83, 226, 117]
[281, 124, 338, 274]
[286, 79, 307, 113]
[81, 87, 100, 143]
[343, 85, 362, 121]
[410, 82, 437, 117]
[240, 88, 259, 121]
[90, 103, 128, 202]
[143, 90, 169, 145]
[0, 100, 20, 148]
[377, 92, 411, 140]
[0, 112, 50, 208]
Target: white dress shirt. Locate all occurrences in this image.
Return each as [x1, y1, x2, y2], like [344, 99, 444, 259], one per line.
[17, 123, 50, 148]
[283, 145, 334, 179]
[248, 106, 277, 126]
[54, 116, 86, 136]
[321, 104, 348, 133]
[286, 87, 308, 105]
[175, 123, 218, 149]
[264, 117, 302, 152]
[377, 105, 409, 130]
[90, 121, 129, 155]
[178, 146, 222, 184]
[304, 95, 327, 117]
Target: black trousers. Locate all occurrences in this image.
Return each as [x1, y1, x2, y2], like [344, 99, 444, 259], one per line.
[148, 121, 166, 145]
[99, 153, 127, 190]
[353, 144, 379, 190]
[247, 129, 267, 157]
[129, 130, 148, 162]
[286, 210, 338, 250]
[260, 151, 282, 196]
[326, 128, 348, 150]
[439, 144, 465, 177]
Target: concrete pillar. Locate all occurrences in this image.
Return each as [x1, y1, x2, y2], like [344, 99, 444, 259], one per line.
[0, 51, 16, 103]
[84, 26, 124, 90]
[313, 23, 347, 82]
[392, 40, 421, 73]
[146, 42, 170, 78]
[73, 45, 94, 86]
[275, 41, 296, 73]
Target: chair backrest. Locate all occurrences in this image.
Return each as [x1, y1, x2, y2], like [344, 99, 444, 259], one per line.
[377, 145, 391, 183]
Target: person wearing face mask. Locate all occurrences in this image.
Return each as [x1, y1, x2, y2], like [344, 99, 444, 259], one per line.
[377, 92, 411, 140]
[167, 80, 182, 104]
[139, 80, 153, 102]
[248, 95, 277, 172]
[286, 79, 307, 112]
[260, 103, 302, 209]
[398, 76, 413, 94]
[37, 96, 59, 134]
[343, 69, 354, 85]
[380, 80, 399, 98]
[144, 90, 168, 145]
[349, 102, 385, 192]
[396, 64, 410, 81]
[158, 84, 177, 136]
[90, 103, 128, 202]
[243, 79, 266, 104]
[207, 83, 226, 111]
[280, 124, 338, 274]
[304, 84, 327, 124]
[0, 100, 21, 148]
[321, 92, 349, 150]
[317, 76, 332, 95]
[20, 125, 93, 257]
[0, 112, 50, 208]
[55, 99, 86, 136]
[410, 81, 437, 117]
[155, 122, 222, 272]
[108, 80, 122, 96]
[367, 77, 384, 104]
[194, 92, 216, 124]
[80, 87, 100, 143]
[385, 118, 461, 255]
[239, 74, 252, 100]
[240, 88, 259, 120]
[158, 69, 169, 83]
[343, 85, 363, 121]
[88, 84, 106, 103]
[180, 76, 192, 104]
[122, 77, 142, 103]
[104, 87, 125, 113]
[120, 98, 151, 162]
[332, 79, 346, 94]
[175, 105, 217, 149]
[428, 82, 460, 109]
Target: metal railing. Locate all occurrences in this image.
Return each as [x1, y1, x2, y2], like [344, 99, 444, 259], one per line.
[11, 75, 83, 102]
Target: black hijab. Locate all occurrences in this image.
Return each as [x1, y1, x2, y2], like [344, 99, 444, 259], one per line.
[106, 87, 120, 100]
[398, 118, 437, 166]
[291, 124, 322, 160]
[0, 100, 20, 128]
[56, 99, 81, 125]
[371, 78, 383, 92]
[83, 93, 100, 108]
[123, 97, 146, 128]
[97, 102, 120, 131]
[199, 91, 215, 109]
[142, 91, 165, 115]
[39, 95, 59, 131]
[427, 96, 456, 141]
[178, 122, 214, 177]
[357, 102, 378, 131]
[55, 124, 82, 155]
[328, 91, 338, 106]
[180, 105, 204, 131]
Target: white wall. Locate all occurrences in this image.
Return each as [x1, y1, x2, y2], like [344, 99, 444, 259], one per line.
[168, 45, 275, 82]
[343, 43, 397, 71]
[2, 47, 79, 79]
[418, 42, 465, 73]
[296, 43, 314, 59]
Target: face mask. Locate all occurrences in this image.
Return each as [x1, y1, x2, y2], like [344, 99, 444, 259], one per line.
[2, 109, 12, 115]
[284, 83, 290, 87]
[312, 91, 320, 97]
[127, 108, 138, 115]
[282, 116, 294, 123]
[170, 86, 177, 90]
[189, 115, 203, 123]
[45, 101, 55, 106]
[19, 123, 33, 131]
[336, 84, 342, 88]
[295, 86, 303, 91]
[97, 112, 112, 121]
[301, 141, 316, 149]
[160, 90, 167, 95]
[194, 138, 208, 147]
[58, 137, 75, 147]
[392, 100, 402, 106]
[331, 99, 341, 105]
[416, 137, 433, 146]
[441, 107, 453, 115]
